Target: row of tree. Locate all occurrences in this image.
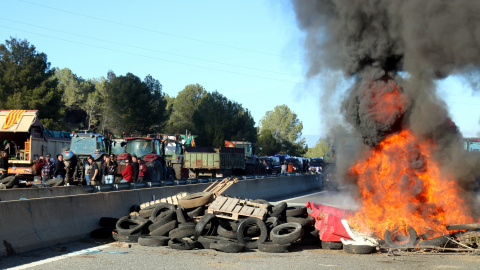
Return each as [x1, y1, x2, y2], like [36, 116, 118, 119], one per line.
[0, 37, 314, 156]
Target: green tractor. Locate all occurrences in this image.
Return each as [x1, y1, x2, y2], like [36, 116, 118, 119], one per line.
[162, 134, 196, 179]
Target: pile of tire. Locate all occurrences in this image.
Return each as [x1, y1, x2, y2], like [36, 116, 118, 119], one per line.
[257, 202, 318, 253]
[91, 195, 320, 254]
[89, 192, 214, 247]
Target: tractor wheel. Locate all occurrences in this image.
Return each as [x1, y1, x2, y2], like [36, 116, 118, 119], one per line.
[154, 160, 163, 181]
[245, 164, 255, 176]
[173, 164, 182, 180]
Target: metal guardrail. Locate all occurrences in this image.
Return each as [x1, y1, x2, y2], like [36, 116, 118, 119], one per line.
[81, 172, 316, 193]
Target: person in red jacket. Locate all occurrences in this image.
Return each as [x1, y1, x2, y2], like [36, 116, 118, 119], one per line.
[121, 159, 133, 182]
[137, 158, 147, 182]
[36, 156, 45, 173]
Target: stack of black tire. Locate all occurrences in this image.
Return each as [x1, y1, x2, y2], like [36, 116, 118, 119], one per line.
[0, 176, 19, 189]
[92, 194, 320, 253]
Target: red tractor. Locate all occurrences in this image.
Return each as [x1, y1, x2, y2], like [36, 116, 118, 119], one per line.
[116, 136, 164, 181]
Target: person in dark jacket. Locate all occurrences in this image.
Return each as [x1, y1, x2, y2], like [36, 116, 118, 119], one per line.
[131, 155, 139, 182]
[137, 158, 147, 182]
[0, 151, 9, 180]
[54, 154, 67, 184]
[88, 156, 99, 185]
[104, 156, 117, 184]
[41, 154, 54, 182]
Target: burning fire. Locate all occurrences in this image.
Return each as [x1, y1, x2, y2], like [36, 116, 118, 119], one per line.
[349, 129, 473, 238]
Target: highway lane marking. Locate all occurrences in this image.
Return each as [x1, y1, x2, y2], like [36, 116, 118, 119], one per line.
[272, 190, 327, 203]
[6, 243, 112, 270]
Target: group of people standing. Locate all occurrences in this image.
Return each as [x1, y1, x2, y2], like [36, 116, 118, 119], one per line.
[84, 154, 147, 185]
[119, 155, 147, 183]
[84, 154, 118, 185]
[34, 154, 67, 184]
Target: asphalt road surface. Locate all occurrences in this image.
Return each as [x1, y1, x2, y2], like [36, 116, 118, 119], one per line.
[2, 187, 480, 270]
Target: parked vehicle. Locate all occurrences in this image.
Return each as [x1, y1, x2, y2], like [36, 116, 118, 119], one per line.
[258, 156, 279, 174]
[184, 146, 245, 178]
[116, 136, 164, 181]
[161, 133, 196, 180]
[464, 138, 480, 152]
[270, 156, 280, 167]
[463, 137, 480, 191]
[308, 158, 324, 174]
[110, 138, 126, 156]
[225, 140, 259, 175]
[275, 154, 290, 165]
[285, 157, 303, 172]
[63, 131, 108, 184]
[0, 110, 70, 181]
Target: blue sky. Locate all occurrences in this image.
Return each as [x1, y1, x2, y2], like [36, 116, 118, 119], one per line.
[1, 0, 480, 146]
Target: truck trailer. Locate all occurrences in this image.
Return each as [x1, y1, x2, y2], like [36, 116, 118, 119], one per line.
[0, 110, 70, 180]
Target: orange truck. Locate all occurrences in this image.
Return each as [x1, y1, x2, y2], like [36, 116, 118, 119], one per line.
[0, 110, 70, 180]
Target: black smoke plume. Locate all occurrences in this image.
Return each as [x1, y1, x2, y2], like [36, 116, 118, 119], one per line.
[291, 0, 480, 213]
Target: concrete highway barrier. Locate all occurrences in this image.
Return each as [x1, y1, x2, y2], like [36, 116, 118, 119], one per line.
[0, 186, 88, 202]
[0, 174, 322, 257]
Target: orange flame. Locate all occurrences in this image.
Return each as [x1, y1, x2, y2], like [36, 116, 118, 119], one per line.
[349, 130, 473, 238]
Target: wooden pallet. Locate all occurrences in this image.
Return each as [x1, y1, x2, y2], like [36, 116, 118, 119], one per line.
[207, 195, 268, 220]
[203, 177, 239, 198]
[140, 192, 188, 209]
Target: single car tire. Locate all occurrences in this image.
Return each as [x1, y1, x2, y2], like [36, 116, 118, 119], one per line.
[286, 206, 307, 217]
[169, 225, 196, 239]
[286, 216, 315, 227]
[112, 230, 142, 243]
[176, 206, 189, 224]
[178, 192, 214, 209]
[99, 217, 119, 228]
[116, 215, 149, 236]
[168, 238, 199, 250]
[150, 220, 178, 236]
[139, 202, 164, 218]
[252, 199, 271, 206]
[194, 213, 219, 240]
[270, 222, 304, 245]
[138, 236, 170, 247]
[186, 206, 205, 219]
[151, 210, 175, 224]
[138, 208, 155, 219]
[112, 230, 129, 242]
[0, 176, 18, 188]
[178, 222, 196, 228]
[343, 244, 376, 254]
[210, 240, 246, 253]
[418, 235, 451, 247]
[197, 236, 234, 249]
[45, 177, 63, 187]
[258, 242, 291, 253]
[304, 228, 319, 239]
[265, 217, 280, 228]
[217, 222, 237, 239]
[270, 202, 287, 219]
[148, 212, 176, 232]
[149, 203, 176, 221]
[236, 217, 268, 249]
[90, 228, 114, 239]
[321, 241, 343, 250]
[384, 226, 418, 248]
